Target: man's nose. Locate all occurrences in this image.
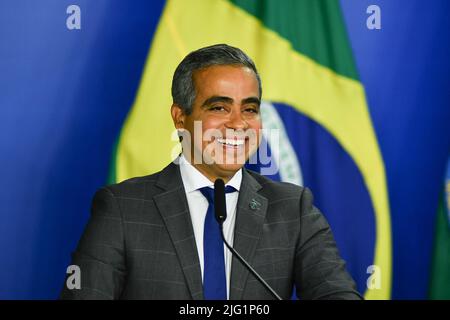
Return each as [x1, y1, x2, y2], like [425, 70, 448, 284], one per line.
[225, 110, 248, 130]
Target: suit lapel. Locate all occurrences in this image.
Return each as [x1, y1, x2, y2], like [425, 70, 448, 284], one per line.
[229, 169, 268, 300]
[153, 162, 203, 300]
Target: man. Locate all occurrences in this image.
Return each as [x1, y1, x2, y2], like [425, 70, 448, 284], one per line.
[61, 44, 362, 300]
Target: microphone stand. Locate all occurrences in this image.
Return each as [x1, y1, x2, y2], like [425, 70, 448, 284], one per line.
[218, 222, 283, 300]
[214, 178, 282, 300]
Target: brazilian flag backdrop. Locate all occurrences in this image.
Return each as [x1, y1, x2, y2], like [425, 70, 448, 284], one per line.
[112, 0, 390, 299]
[0, 0, 449, 299]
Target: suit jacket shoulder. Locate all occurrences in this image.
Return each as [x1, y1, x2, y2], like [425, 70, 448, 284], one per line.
[241, 169, 362, 300]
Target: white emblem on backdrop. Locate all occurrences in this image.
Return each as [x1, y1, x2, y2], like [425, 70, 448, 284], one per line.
[260, 101, 303, 186]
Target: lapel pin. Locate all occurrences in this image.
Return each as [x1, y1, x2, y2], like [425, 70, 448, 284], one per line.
[249, 199, 261, 210]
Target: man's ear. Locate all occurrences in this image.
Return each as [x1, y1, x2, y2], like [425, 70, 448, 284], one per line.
[171, 104, 186, 129]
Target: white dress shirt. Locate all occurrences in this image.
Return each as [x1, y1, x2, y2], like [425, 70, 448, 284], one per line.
[178, 155, 242, 299]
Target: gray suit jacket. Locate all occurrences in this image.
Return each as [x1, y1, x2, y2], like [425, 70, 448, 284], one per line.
[61, 162, 362, 300]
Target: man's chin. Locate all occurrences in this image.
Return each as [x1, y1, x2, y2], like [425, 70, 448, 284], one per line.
[212, 162, 245, 177]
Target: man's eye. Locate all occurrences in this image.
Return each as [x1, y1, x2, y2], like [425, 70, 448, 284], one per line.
[244, 107, 259, 114]
[210, 106, 225, 111]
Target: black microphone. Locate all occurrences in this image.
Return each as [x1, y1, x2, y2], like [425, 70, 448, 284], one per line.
[214, 179, 283, 300]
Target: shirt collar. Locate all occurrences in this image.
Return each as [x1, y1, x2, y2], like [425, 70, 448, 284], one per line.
[179, 155, 242, 193]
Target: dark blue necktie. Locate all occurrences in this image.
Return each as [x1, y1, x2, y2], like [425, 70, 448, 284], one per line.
[199, 185, 236, 300]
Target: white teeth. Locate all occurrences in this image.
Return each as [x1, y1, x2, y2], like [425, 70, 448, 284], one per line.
[217, 138, 244, 146]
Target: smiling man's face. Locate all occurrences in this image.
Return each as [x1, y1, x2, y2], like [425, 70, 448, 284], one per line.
[171, 64, 262, 183]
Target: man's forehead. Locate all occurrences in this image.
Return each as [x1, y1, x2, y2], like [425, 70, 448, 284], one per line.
[193, 65, 259, 94]
[194, 65, 256, 81]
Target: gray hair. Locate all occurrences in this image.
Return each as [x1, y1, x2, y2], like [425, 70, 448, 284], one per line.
[171, 44, 262, 115]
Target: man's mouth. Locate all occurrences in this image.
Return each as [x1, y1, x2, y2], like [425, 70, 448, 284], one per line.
[216, 138, 245, 147]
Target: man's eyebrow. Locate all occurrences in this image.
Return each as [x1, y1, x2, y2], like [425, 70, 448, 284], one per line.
[201, 96, 234, 107]
[241, 97, 261, 106]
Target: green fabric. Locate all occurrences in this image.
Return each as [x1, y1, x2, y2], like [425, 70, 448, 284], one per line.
[229, 0, 358, 80]
[429, 192, 450, 299]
